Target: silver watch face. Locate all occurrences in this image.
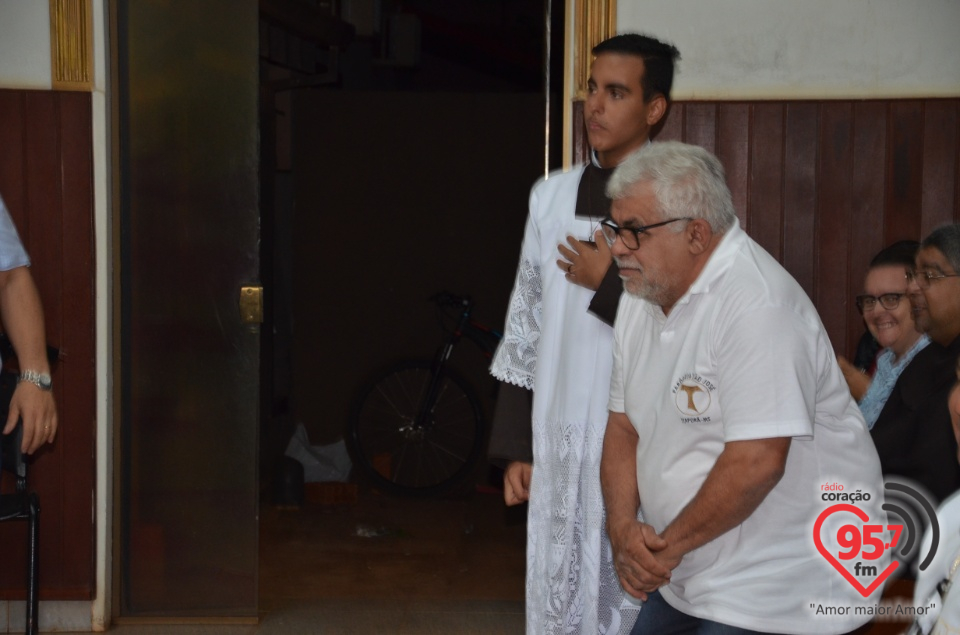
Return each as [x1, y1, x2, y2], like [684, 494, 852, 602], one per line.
[20, 370, 52, 390]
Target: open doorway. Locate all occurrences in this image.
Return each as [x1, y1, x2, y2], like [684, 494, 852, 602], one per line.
[257, 0, 563, 618]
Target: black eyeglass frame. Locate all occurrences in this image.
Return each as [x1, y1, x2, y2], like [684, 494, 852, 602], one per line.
[855, 293, 905, 314]
[599, 217, 693, 250]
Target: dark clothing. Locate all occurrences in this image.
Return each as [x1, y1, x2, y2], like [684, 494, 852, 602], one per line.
[853, 330, 880, 374]
[588, 265, 622, 326]
[574, 162, 614, 222]
[488, 163, 621, 466]
[487, 382, 533, 467]
[631, 591, 780, 635]
[577, 162, 620, 325]
[870, 335, 960, 503]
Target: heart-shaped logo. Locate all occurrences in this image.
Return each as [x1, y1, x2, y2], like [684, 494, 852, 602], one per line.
[813, 504, 899, 597]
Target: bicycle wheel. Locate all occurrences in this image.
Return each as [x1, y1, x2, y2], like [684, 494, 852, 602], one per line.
[347, 360, 484, 497]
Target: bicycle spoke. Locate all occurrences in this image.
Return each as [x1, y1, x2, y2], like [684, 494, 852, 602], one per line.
[369, 372, 427, 419]
[349, 362, 484, 495]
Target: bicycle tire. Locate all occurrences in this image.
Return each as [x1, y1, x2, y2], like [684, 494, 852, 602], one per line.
[347, 360, 485, 497]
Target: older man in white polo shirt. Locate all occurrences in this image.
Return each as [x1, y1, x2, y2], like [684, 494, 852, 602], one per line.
[599, 142, 886, 634]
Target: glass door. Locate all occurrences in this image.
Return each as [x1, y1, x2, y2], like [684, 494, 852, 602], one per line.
[116, 0, 260, 616]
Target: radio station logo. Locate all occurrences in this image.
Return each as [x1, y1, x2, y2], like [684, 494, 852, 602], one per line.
[813, 480, 939, 598]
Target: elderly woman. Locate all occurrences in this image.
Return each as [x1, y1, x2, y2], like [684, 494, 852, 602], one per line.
[840, 241, 929, 427]
[843, 239, 960, 504]
[847, 241, 930, 426]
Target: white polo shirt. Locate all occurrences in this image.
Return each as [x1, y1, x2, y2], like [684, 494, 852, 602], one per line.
[609, 222, 886, 634]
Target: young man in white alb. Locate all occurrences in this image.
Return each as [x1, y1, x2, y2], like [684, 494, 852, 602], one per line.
[490, 34, 680, 635]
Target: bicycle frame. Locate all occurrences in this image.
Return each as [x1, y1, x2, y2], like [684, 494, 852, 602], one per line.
[415, 297, 477, 431]
[348, 291, 499, 495]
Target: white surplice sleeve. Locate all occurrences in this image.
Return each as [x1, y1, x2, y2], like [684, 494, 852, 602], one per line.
[490, 183, 544, 390]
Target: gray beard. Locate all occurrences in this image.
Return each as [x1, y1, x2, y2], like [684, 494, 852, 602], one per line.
[623, 277, 672, 306]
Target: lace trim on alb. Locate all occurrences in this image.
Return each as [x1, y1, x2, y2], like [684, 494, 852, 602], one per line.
[490, 257, 541, 390]
[527, 417, 639, 634]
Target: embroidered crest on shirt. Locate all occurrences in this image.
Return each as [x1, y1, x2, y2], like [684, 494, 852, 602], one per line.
[672, 373, 716, 422]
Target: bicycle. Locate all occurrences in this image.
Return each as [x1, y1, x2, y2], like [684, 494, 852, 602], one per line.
[345, 292, 502, 497]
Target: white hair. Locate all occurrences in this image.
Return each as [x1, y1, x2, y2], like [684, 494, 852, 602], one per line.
[607, 141, 737, 233]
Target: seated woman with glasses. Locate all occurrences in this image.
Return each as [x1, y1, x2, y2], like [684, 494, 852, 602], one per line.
[844, 240, 960, 505]
[840, 241, 930, 428]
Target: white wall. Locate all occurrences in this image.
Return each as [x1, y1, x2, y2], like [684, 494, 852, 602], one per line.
[0, 0, 51, 89]
[619, 0, 960, 99]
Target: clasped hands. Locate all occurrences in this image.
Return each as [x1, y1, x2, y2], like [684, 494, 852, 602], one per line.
[609, 519, 682, 601]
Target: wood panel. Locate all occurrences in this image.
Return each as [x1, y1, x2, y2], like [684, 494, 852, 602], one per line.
[573, 97, 960, 358]
[849, 102, 888, 355]
[0, 89, 95, 599]
[817, 102, 855, 355]
[887, 101, 925, 242]
[781, 103, 819, 298]
[921, 101, 959, 236]
[748, 103, 784, 260]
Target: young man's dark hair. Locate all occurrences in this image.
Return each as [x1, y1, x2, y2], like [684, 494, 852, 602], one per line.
[592, 33, 681, 102]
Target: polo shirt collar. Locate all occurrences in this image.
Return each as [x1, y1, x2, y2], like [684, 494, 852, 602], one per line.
[674, 219, 745, 306]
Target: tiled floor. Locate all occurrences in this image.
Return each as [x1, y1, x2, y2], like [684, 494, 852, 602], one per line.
[259, 485, 526, 608]
[66, 485, 528, 634]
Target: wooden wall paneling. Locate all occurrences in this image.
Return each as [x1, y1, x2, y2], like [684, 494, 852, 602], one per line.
[0, 89, 95, 599]
[817, 102, 855, 355]
[23, 93, 62, 314]
[886, 101, 924, 242]
[656, 101, 683, 142]
[572, 100, 589, 165]
[781, 103, 819, 298]
[0, 93, 26, 219]
[920, 101, 959, 235]
[716, 104, 750, 226]
[22, 92, 68, 592]
[683, 103, 718, 154]
[748, 103, 784, 260]
[567, 97, 960, 356]
[0, 92, 27, 594]
[57, 91, 95, 594]
[847, 101, 888, 353]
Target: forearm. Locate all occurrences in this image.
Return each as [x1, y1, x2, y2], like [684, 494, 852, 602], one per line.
[660, 437, 790, 559]
[601, 411, 641, 534]
[0, 267, 49, 372]
[0, 266, 57, 453]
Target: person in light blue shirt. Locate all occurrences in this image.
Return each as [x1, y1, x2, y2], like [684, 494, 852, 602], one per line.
[848, 237, 960, 504]
[0, 194, 58, 461]
[839, 241, 929, 427]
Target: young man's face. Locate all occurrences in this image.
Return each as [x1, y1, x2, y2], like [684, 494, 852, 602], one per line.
[585, 53, 666, 168]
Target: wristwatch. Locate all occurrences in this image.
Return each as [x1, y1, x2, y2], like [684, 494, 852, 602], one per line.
[19, 370, 52, 391]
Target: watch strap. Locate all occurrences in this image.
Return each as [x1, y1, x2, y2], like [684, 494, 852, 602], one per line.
[18, 370, 52, 391]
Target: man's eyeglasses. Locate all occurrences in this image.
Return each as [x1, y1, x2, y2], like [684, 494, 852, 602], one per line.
[855, 293, 905, 314]
[599, 217, 692, 250]
[905, 269, 960, 290]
